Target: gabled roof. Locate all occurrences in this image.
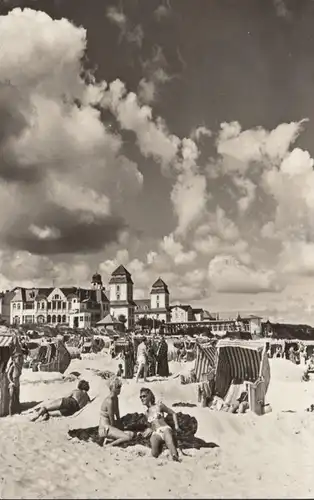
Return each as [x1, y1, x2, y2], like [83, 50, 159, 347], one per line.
[109, 265, 133, 284]
[151, 278, 169, 294]
[111, 265, 131, 277]
[96, 314, 122, 326]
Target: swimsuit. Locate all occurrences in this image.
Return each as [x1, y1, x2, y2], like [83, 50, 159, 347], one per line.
[60, 396, 80, 416]
[147, 404, 171, 440]
[153, 425, 171, 439]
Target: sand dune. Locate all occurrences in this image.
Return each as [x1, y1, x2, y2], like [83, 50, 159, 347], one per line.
[1, 355, 314, 498]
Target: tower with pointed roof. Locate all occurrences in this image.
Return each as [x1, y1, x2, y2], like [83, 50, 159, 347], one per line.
[91, 271, 103, 290]
[109, 265, 135, 329]
[150, 277, 170, 322]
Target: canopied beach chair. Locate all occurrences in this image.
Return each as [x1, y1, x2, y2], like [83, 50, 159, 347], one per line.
[214, 339, 271, 415]
[31, 340, 71, 374]
[194, 341, 217, 382]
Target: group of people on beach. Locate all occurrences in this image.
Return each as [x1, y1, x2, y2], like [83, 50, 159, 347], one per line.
[112, 335, 169, 382]
[31, 375, 180, 461]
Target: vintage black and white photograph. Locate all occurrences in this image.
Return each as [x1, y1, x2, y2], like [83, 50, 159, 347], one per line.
[0, 0, 313, 497]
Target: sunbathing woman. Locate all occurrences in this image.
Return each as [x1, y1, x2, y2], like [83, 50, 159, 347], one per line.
[31, 379, 91, 421]
[98, 377, 134, 447]
[139, 387, 180, 461]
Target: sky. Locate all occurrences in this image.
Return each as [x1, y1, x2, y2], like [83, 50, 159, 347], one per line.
[1, 0, 314, 322]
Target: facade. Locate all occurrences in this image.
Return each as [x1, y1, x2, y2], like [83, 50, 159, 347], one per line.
[10, 279, 109, 327]
[69, 311, 92, 329]
[170, 305, 194, 323]
[109, 265, 136, 330]
[134, 278, 171, 324]
[192, 308, 204, 321]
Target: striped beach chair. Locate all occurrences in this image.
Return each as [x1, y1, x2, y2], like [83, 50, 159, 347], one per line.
[214, 339, 271, 415]
[194, 341, 217, 382]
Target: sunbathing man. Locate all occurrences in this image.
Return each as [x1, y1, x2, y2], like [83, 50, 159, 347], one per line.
[138, 387, 180, 461]
[31, 380, 91, 421]
[98, 377, 134, 447]
[228, 384, 249, 414]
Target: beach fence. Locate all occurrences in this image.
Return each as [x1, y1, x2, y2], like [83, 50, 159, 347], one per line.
[214, 339, 271, 415]
[0, 332, 23, 417]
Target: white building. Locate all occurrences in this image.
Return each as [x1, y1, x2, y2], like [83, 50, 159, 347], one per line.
[109, 265, 136, 330]
[10, 273, 109, 327]
[134, 278, 171, 324]
[170, 305, 194, 323]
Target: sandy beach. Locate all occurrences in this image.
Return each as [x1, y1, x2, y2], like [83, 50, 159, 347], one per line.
[0, 354, 313, 499]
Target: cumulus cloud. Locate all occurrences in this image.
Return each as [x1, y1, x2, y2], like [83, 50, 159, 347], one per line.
[208, 255, 282, 294]
[102, 81, 207, 235]
[0, 8, 143, 258]
[217, 119, 307, 174]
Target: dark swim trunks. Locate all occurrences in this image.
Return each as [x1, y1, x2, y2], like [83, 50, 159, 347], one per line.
[60, 396, 80, 416]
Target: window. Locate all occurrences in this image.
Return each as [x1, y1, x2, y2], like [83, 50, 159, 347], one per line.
[57, 315, 61, 323]
[47, 315, 51, 323]
[17, 303, 21, 310]
[117, 293, 120, 300]
[80, 316, 84, 322]
[157, 303, 160, 308]
[47, 302, 52, 310]
[52, 315, 56, 323]
[13, 303, 16, 309]
[54, 294, 60, 300]
[62, 315, 67, 323]
[41, 302, 45, 309]
[57, 301, 62, 309]
[157, 295, 159, 301]
[13, 316, 20, 324]
[52, 301, 56, 309]
[116, 285, 120, 292]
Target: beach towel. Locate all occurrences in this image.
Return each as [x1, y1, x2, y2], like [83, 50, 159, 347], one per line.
[68, 412, 218, 450]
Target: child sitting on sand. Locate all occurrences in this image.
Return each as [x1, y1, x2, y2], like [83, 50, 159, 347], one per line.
[31, 380, 91, 422]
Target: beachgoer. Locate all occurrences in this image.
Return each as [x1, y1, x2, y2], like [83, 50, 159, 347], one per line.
[156, 336, 169, 377]
[31, 380, 91, 421]
[135, 337, 148, 382]
[138, 387, 180, 461]
[147, 339, 157, 377]
[98, 377, 134, 446]
[117, 363, 124, 377]
[6, 346, 24, 415]
[123, 337, 135, 379]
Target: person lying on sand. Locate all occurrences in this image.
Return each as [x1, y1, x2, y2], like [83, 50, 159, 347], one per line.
[31, 380, 91, 421]
[137, 387, 180, 461]
[98, 377, 134, 447]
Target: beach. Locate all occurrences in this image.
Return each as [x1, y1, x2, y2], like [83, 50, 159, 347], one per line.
[1, 354, 314, 499]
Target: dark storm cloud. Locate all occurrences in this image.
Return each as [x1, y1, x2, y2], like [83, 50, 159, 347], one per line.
[4, 205, 126, 255]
